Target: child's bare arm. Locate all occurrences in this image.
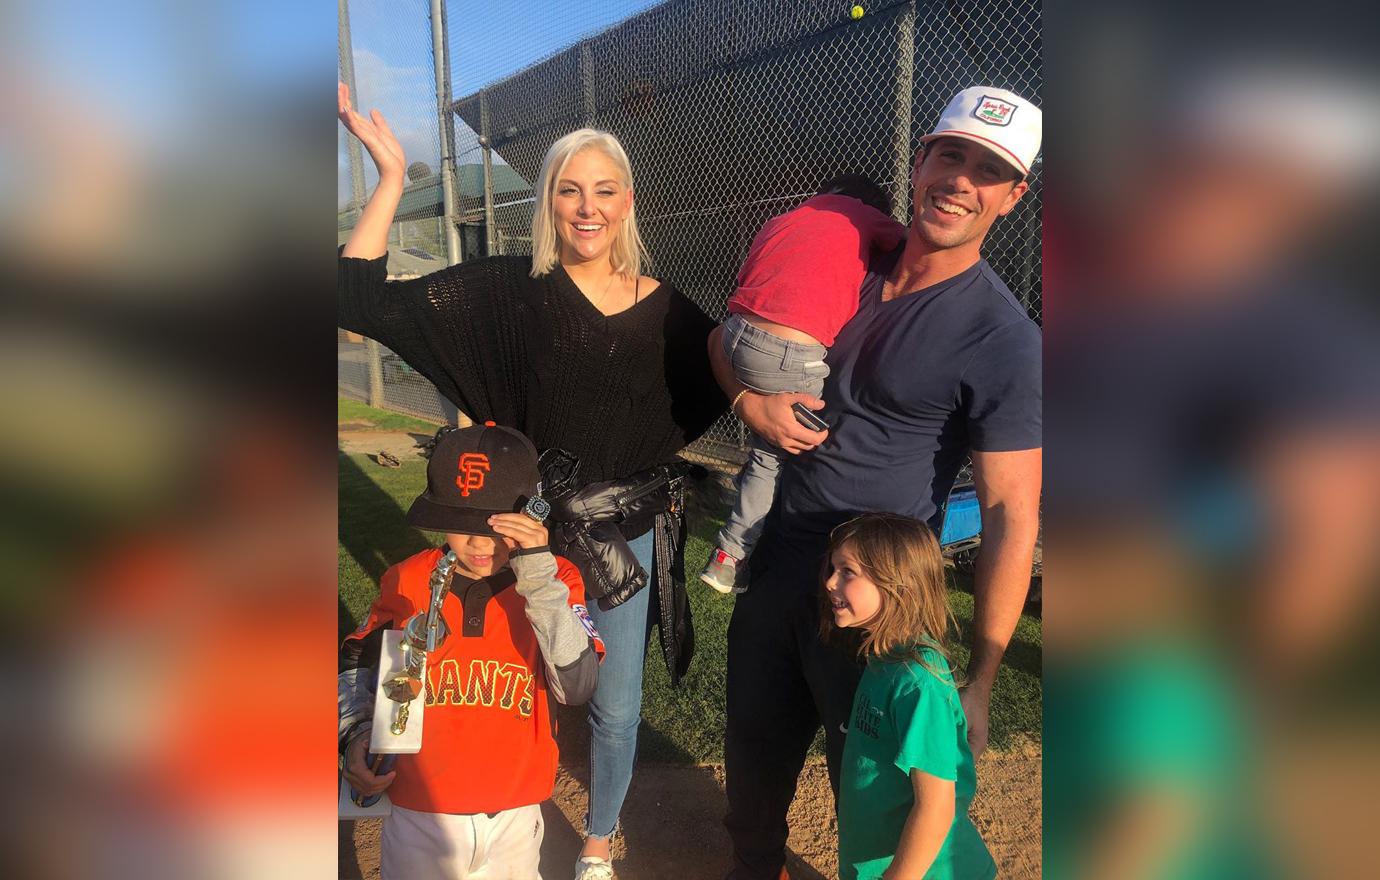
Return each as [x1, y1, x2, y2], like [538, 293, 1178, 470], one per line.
[883, 770, 956, 880]
[492, 513, 600, 705]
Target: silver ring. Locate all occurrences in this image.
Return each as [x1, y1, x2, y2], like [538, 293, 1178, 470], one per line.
[522, 496, 551, 523]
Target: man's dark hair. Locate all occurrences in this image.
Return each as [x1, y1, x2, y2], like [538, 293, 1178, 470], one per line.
[817, 173, 893, 216]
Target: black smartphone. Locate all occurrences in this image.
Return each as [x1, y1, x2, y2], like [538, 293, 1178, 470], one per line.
[791, 402, 828, 432]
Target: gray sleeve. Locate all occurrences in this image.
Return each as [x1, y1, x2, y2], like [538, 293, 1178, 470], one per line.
[338, 667, 377, 753]
[510, 549, 600, 705]
[548, 648, 599, 706]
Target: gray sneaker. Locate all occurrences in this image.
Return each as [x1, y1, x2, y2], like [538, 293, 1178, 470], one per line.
[699, 547, 747, 594]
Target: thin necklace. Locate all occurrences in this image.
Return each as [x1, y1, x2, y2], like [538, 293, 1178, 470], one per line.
[585, 271, 618, 313]
[598, 273, 617, 309]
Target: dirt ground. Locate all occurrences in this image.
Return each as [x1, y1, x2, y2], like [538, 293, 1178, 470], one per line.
[340, 744, 1040, 879]
[337, 427, 434, 461]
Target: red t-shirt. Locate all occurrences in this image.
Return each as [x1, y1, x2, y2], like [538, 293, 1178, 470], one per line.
[728, 194, 906, 346]
[344, 547, 598, 814]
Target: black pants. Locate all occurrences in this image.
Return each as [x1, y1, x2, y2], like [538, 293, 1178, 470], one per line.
[723, 532, 864, 879]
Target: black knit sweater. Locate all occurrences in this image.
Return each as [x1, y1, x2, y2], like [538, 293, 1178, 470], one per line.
[339, 252, 726, 485]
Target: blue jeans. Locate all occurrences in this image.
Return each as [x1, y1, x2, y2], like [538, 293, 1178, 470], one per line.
[582, 528, 656, 838]
[717, 314, 830, 562]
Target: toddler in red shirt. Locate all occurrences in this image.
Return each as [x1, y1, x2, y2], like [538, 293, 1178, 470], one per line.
[700, 175, 905, 594]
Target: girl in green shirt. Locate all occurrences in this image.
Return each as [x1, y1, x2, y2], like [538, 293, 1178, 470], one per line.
[822, 514, 997, 880]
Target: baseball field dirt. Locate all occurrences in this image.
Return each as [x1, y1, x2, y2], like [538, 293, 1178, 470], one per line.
[340, 743, 1040, 879]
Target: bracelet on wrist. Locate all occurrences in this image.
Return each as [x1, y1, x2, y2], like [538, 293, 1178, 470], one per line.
[731, 388, 749, 415]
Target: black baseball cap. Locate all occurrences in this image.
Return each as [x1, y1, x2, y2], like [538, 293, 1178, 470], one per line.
[405, 422, 539, 536]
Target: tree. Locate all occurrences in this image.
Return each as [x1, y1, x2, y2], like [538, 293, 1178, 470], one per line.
[406, 161, 434, 183]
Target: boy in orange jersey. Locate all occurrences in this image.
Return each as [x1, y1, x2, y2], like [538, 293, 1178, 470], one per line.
[340, 423, 604, 879]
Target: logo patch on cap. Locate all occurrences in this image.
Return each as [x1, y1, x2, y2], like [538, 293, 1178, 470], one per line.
[456, 453, 491, 496]
[973, 95, 1017, 126]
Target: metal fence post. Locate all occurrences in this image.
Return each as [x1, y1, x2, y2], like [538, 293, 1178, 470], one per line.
[480, 89, 496, 256]
[366, 338, 385, 409]
[892, 2, 916, 223]
[431, 0, 463, 266]
[338, 0, 367, 215]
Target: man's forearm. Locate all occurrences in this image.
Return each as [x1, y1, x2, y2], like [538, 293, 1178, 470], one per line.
[706, 325, 745, 401]
[967, 508, 1038, 691]
[709, 322, 828, 453]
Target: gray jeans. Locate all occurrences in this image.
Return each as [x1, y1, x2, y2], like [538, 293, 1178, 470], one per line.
[717, 313, 830, 566]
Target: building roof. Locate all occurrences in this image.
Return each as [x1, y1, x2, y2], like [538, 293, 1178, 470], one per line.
[338, 163, 531, 229]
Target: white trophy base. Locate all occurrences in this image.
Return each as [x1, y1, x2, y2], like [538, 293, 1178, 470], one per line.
[369, 629, 427, 754]
[339, 628, 427, 819]
[339, 772, 392, 819]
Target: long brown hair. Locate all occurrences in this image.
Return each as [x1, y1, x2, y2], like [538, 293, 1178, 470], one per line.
[819, 513, 957, 671]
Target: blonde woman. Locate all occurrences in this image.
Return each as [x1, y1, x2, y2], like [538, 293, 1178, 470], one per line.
[338, 84, 724, 880]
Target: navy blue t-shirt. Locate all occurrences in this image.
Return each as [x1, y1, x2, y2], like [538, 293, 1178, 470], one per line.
[769, 251, 1041, 545]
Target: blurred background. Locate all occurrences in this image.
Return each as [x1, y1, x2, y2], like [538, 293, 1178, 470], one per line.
[1043, 1, 1380, 877]
[1, 0, 1377, 877]
[0, 2, 337, 879]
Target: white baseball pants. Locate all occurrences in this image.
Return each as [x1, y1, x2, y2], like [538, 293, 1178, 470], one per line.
[380, 802, 544, 880]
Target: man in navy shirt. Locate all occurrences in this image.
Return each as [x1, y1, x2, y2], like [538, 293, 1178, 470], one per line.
[709, 87, 1043, 879]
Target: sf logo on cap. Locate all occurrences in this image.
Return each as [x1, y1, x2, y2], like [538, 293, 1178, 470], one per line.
[456, 453, 490, 496]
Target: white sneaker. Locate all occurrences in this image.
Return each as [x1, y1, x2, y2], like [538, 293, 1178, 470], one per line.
[574, 855, 616, 880]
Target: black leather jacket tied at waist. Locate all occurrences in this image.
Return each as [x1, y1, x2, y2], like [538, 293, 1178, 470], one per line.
[543, 457, 703, 687]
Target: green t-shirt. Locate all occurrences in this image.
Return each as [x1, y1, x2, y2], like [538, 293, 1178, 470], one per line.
[838, 648, 996, 880]
[1044, 642, 1275, 879]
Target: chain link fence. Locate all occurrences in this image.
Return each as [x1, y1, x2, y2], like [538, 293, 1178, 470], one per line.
[340, 0, 1041, 463]
[337, 0, 458, 425]
[339, 333, 453, 424]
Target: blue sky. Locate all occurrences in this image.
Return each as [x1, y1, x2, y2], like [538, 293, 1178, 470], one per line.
[339, 0, 661, 206]
[20, 1, 330, 141]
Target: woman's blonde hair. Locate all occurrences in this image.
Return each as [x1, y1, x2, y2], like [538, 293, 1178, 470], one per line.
[819, 513, 958, 672]
[529, 128, 650, 280]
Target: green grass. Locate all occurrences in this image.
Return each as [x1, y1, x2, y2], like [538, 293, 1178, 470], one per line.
[338, 450, 434, 640]
[338, 398, 442, 434]
[338, 409, 1042, 764]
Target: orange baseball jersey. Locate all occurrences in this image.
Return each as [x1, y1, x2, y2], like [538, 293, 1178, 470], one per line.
[343, 546, 603, 814]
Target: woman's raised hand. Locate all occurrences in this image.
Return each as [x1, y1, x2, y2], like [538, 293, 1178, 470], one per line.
[338, 81, 405, 184]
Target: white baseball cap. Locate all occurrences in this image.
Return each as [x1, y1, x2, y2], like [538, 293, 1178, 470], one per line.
[919, 86, 1043, 177]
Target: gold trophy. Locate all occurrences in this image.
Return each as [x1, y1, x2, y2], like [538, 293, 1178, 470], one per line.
[344, 550, 456, 814]
[382, 551, 453, 735]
